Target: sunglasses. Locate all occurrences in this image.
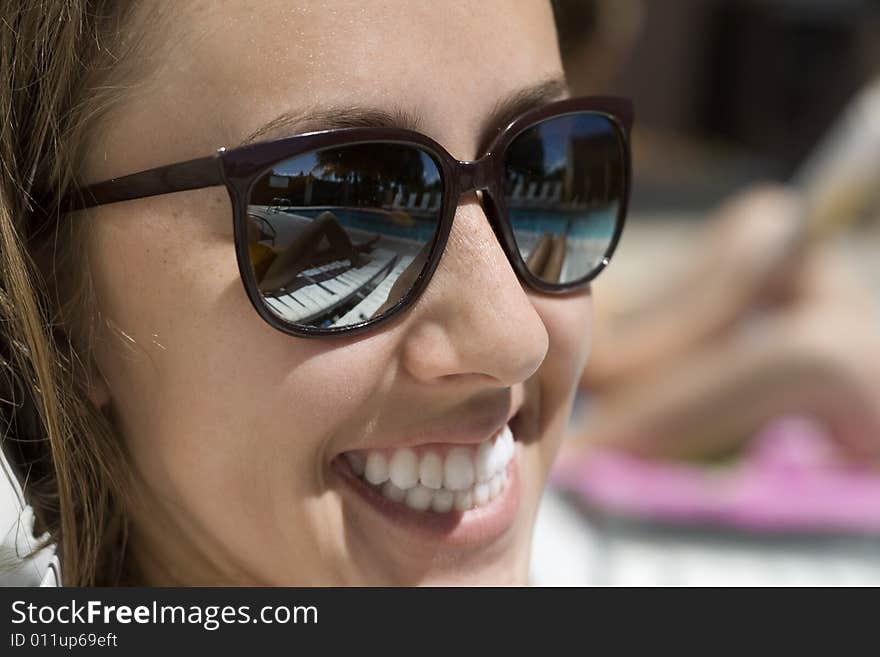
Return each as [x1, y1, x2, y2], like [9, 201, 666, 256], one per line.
[66, 96, 633, 338]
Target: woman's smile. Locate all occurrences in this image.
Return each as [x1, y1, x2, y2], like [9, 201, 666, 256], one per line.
[321, 387, 533, 545]
[331, 413, 526, 542]
[333, 434, 520, 545]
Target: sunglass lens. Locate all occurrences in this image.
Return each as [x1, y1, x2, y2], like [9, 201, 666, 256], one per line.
[503, 112, 626, 285]
[246, 143, 444, 330]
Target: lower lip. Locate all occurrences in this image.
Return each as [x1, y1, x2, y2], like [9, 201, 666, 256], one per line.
[330, 446, 521, 549]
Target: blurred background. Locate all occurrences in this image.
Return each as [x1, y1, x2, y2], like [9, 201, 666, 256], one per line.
[562, 0, 879, 206]
[532, 0, 880, 585]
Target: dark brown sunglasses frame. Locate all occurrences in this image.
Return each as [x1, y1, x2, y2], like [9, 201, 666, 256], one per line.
[66, 96, 633, 338]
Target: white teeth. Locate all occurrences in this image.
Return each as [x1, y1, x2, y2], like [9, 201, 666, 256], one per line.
[346, 424, 516, 513]
[474, 440, 494, 483]
[500, 425, 515, 461]
[444, 447, 475, 491]
[454, 490, 474, 512]
[381, 481, 406, 503]
[405, 485, 434, 511]
[388, 448, 419, 489]
[345, 452, 365, 476]
[490, 426, 514, 474]
[431, 489, 454, 513]
[473, 482, 490, 506]
[419, 452, 444, 490]
[489, 473, 503, 500]
[364, 452, 389, 485]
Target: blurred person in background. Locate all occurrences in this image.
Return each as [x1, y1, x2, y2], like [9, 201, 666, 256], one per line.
[556, 0, 880, 476]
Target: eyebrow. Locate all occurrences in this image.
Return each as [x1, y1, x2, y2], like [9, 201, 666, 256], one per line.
[479, 77, 570, 150]
[238, 77, 570, 151]
[240, 106, 423, 146]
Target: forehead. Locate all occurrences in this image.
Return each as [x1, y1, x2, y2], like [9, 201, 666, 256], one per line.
[86, 0, 563, 181]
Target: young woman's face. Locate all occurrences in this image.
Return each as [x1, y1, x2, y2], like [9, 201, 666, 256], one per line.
[82, 0, 591, 585]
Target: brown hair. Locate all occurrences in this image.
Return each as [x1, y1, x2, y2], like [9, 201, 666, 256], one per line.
[0, 1, 148, 585]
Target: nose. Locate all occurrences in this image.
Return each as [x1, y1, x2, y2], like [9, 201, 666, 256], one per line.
[400, 193, 549, 386]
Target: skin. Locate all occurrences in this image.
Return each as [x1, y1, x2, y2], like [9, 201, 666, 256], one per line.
[80, 0, 592, 584]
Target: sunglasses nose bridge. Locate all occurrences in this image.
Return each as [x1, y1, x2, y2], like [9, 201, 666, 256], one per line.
[453, 158, 496, 196]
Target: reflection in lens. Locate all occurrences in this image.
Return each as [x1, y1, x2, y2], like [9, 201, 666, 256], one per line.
[246, 144, 443, 329]
[504, 112, 625, 285]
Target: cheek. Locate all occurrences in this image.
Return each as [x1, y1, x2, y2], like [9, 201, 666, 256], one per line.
[84, 196, 395, 506]
[84, 193, 245, 436]
[528, 291, 592, 470]
[534, 291, 593, 385]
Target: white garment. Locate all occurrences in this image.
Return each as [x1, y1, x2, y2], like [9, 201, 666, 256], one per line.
[1, 449, 61, 586]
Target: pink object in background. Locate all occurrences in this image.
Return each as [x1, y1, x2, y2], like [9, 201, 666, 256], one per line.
[552, 415, 880, 533]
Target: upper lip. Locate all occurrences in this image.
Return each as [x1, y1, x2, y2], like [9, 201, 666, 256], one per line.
[341, 397, 523, 454]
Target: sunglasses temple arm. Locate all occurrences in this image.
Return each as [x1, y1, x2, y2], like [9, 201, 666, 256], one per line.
[61, 154, 224, 212]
